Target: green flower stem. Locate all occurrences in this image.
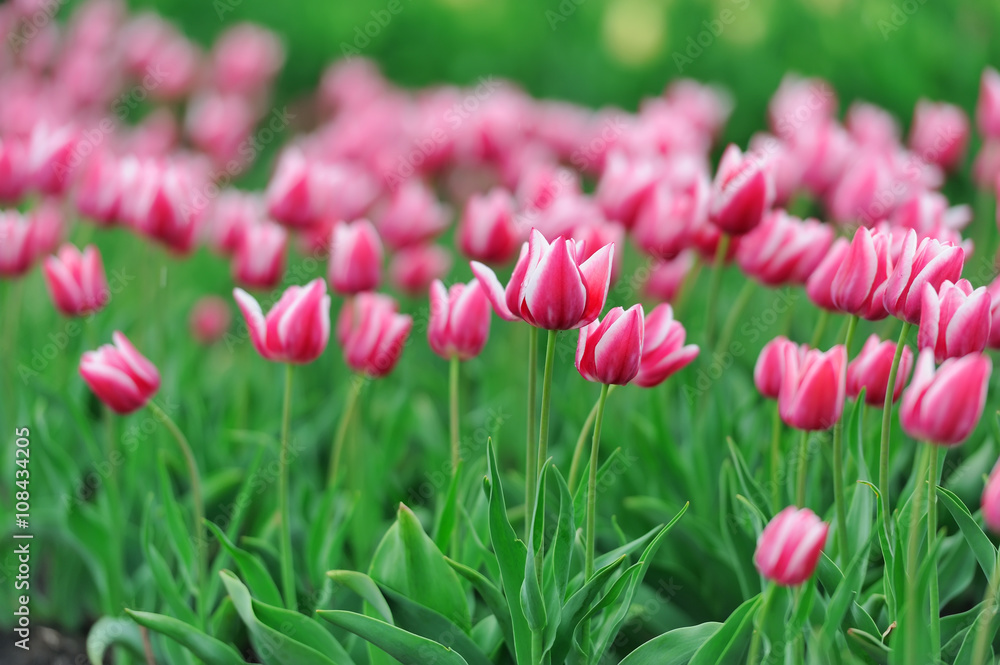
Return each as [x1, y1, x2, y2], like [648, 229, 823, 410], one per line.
[880, 321, 912, 528]
[585, 383, 610, 581]
[796, 429, 809, 508]
[278, 363, 296, 610]
[103, 407, 125, 616]
[809, 308, 830, 348]
[703, 233, 731, 351]
[748, 584, 777, 665]
[450, 355, 461, 474]
[328, 374, 365, 487]
[831, 315, 858, 566]
[715, 278, 756, 358]
[568, 385, 618, 494]
[928, 443, 940, 658]
[525, 327, 539, 540]
[770, 403, 782, 509]
[971, 552, 1000, 665]
[905, 444, 932, 665]
[533, 330, 558, 584]
[147, 399, 206, 623]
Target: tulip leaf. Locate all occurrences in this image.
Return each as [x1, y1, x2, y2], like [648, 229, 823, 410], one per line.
[206, 520, 283, 608]
[317, 611, 470, 665]
[548, 554, 627, 663]
[936, 485, 997, 578]
[157, 452, 196, 593]
[433, 460, 462, 553]
[446, 557, 517, 660]
[141, 496, 199, 625]
[573, 448, 624, 525]
[327, 570, 394, 623]
[307, 486, 354, 586]
[689, 594, 762, 665]
[85, 616, 147, 665]
[521, 458, 550, 633]
[617, 622, 722, 665]
[125, 609, 246, 665]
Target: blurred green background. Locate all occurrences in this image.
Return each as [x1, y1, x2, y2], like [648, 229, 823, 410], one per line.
[134, 0, 1000, 144]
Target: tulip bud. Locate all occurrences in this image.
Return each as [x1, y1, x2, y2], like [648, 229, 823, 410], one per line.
[981, 459, 1000, 533]
[805, 238, 849, 311]
[389, 244, 452, 297]
[917, 280, 991, 362]
[428, 278, 492, 361]
[909, 100, 969, 171]
[754, 507, 828, 587]
[736, 210, 833, 286]
[375, 180, 449, 250]
[779, 344, 847, 431]
[329, 219, 383, 295]
[575, 305, 644, 385]
[233, 278, 331, 364]
[0, 210, 36, 277]
[633, 304, 699, 388]
[204, 190, 262, 256]
[79, 331, 161, 414]
[846, 335, 914, 406]
[900, 349, 991, 446]
[43, 244, 109, 316]
[755, 336, 796, 400]
[709, 144, 774, 236]
[457, 188, 520, 264]
[336, 292, 412, 377]
[829, 226, 892, 320]
[189, 296, 232, 345]
[594, 151, 660, 229]
[883, 229, 965, 325]
[232, 222, 287, 290]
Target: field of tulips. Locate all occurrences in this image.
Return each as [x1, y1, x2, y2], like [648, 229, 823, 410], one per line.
[6, 1, 1000, 664]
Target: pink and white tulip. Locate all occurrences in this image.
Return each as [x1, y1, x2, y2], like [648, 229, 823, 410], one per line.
[633, 304, 698, 388]
[900, 349, 991, 446]
[457, 188, 520, 264]
[576, 305, 644, 385]
[779, 344, 847, 431]
[909, 100, 969, 171]
[829, 226, 892, 320]
[754, 507, 828, 587]
[79, 331, 160, 414]
[233, 278, 331, 364]
[42, 244, 109, 316]
[917, 280, 991, 362]
[336, 292, 412, 377]
[189, 296, 232, 345]
[846, 334, 914, 407]
[755, 336, 796, 400]
[232, 222, 287, 290]
[882, 229, 965, 325]
[709, 144, 774, 236]
[736, 210, 832, 286]
[428, 278, 492, 361]
[329, 219, 383, 295]
[389, 244, 452, 297]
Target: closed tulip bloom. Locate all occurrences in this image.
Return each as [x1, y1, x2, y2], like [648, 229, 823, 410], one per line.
[43, 244, 109, 316]
[643, 251, 695, 303]
[376, 180, 449, 250]
[204, 190, 262, 255]
[632, 166, 710, 260]
[209, 23, 284, 95]
[985, 278, 1000, 350]
[779, 344, 847, 431]
[755, 336, 796, 400]
[79, 331, 160, 414]
[27, 122, 79, 195]
[829, 226, 892, 320]
[633, 303, 699, 388]
[575, 305, 644, 385]
[0, 211, 36, 277]
[754, 507, 829, 587]
[457, 188, 520, 264]
[917, 280, 991, 362]
[0, 138, 28, 204]
[594, 151, 660, 229]
[847, 334, 914, 406]
[883, 229, 965, 325]
[471, 228, 613, 331]
[189, 296, 231, 345]
[75, 150, 123, 225]
[826, 150, 893, 225]
[428, 278, 492, 361]
[736, 210, 833, 286]
[233, 278, 331, 364]
[121, 160, 203, 254]
[265, 147, 319, 228]
[909, 100, 969, 171]
[336, 292, 412, 377]
[329, 219, 383, 295]
[709, 144, 775, 236]
[232, 222, 287, 290]
[977, 67, 1000, 139]
[805, 238, 849, 311]
[982, 459, 1000, 533]
[389, 244, 452, 297]
[900, 349, 991, 446]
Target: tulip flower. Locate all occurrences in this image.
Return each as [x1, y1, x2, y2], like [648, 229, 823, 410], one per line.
[428, 278, 492, 361]
[755, 336, 796, 400]
[900, 349, 991, 446]
[805, 238, 849, 311]
[779, 344, 847, 431]
[457, 188, 521, 264]
[389, 244, 452, 297]
[575, 305, 644, 385]
[643, 251, 695, 303]
[977, 67, 1000, 139]
[265, 147, 321, 228]
[329, 219, 383, 295]
[846, 102, 900, 149]
[189, 296, 232, 345]
[736, 210, 832, 286]
[909, 100, 969, 171]
[336, 292, 412, 377]
[75, 150, 124, 226]
[633, 304, 699, 388]
[375, 180, 449, 250]
[233, 278, 331, 364]
[232, 222, 287, 290]
[754, 507, 829, 586]
[632, 168, 709, 261]
[917, 280, 991, 362]
[42, 244, 109, 316]
[79, 331, 161, 414]
[882, 229, 965, 325]
[209, 22, 284, 95]
[0, 211, 36, 277]
[594, 151, 660, 229]
[121, 159, 203, 254]
[471, 228, 613, 331]
[825, 150, 893, 225]
[986, 278, 1000, 350]
[847, 334, 914, 406]
[0, 138, 27, 205]
[204, 190, 262, 255]
[708, 144, 774, 236]
[829, 226, 892, 320]
[515, 160, 580, 213]
[982, 459, 1000, 533]
[27, 121, 78, 196]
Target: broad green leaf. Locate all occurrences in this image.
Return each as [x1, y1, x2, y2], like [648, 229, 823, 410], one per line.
[573, 448, 624, 525]
[317, 611, 470, 665]
[547, 554, 627, 662]
[141, 497, 198, 625]
[125, 609, 246, 665]
[618, 622, 722, 665]
[157, 453, 196, 593]
[433, 461, 462, 553]
[85, 617, 147, 665]
[846, 628, 890, 662]
[936, 486, 997, 578]
[327, 570, 393, 623]
[210, 597, 242, 647]
[206, 520, 283, 607]
[689, 595, 762, 665]
[446, 558, 516, 660]
[727, 438, 772, 517]
[521, 459, 550, 632]
[820, 525, 877, 649]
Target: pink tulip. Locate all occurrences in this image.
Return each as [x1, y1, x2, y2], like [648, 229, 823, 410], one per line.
[779, 344, 847, 431]
[736, 210, 833, 286]
[569, 217, 625, 284]
[845, 102, 900, 150]
[428, 278, 492, 361]
[805, 238, 849, 311]
[754, 507, 828, 587]
[232, 222, 286, 290]
[883, 229, 965, 325]
[709, 144, 775, 236]
[42, 244, 109, 316]
[204, 190, 262, 256]
[375, 180, 449, 250]
[515, 160, 580, 213]
[0, 210, 35, 277]
[74, 150, 124, 226]
[974, 140, 1000, 190]
[982, 459, 1000, 533]
[189, 296, 232, 345]
[633, 303, 699, 388]
[457, 188, 521, 264]
[986, 278, 1000, 350]
[185, 93, 257, 166]
[594, 151, 660, 229]
[643, 251, 695, 303]
[787, 120, 853, 197]
[825, 150, 893, 224]
[665, 78, 732, 140]
[575, 305, 644, 385]
[829, 226, 892, 320]
[389, 244, 452, 297]
[79, 331, 160, 414]
[233, 278, 331, 364]
[471, 228, 613, 331]
[120, 159, 203, 254]
[977, 67, 1000, 139]
[267, 147, 366, 230]
[909, 100, 969, 171]
[0, 138, 28, 204]
[209, 23, 284, 95]
[27, 199, 63, 258]
[847, 334, 914, 406]
[768, 75, 837, 139]
[755, 336, 796, 400]
[917, 280, 991, 362]
[336, 292, 412, 377]
[27, 122, 79, 196]
[900, 349, 991, 446]
[329, 219, 383, 295]
[632, 166, 710, 261]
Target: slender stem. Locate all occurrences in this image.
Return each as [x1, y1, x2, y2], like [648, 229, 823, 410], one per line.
[703, 234, 731, 351]
[791, 587, 805, 665]
[971, 554, 1000, 665]
[328, 375, 364, 487]
[831, 315, 858, 566]
[927, 443, 940, 658]
[147, 399, 205, 624]
[531, 631, 544, 665]
[749, 584, 777, 665]
[534, 329, 558, 585]
[905, 444, 931, 665]
[715, 278, 756, 358]
[809, 308, 830, 348]
[278, 364, 296, 610]
[585, 384, 610, 580]
[568, 385, 618, 494]
[449, 356, 461, 473]
[770, 403, 782, 509]
[525, 327, 539, 539]
[880, 321, 912, 529]
[796, 429, 809, 508]
[103, 407, 125, 615]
